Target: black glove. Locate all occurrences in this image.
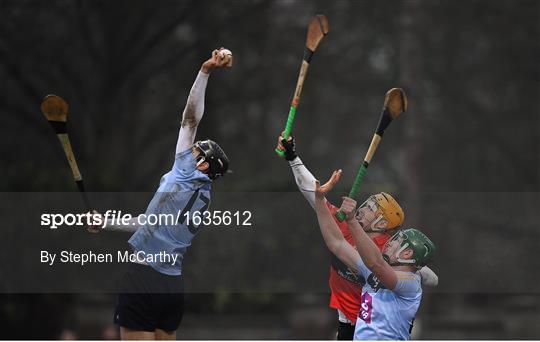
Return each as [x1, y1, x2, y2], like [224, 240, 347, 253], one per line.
[281, 136, 297, 161]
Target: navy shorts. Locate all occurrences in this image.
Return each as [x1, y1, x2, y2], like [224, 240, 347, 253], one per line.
[114, 263, 184, 332]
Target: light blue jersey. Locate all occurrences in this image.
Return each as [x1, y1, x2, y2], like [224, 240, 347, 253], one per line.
[128, 148, 211, 275]
[353, 259, 422, 340]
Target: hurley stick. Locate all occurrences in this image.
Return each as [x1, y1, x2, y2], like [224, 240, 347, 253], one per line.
[41, 94, 93, 212]
[276, 14, 329, 156]
[335, 88, 408, 221]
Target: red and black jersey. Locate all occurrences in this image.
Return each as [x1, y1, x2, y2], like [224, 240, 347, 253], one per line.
[326, 202, 389, 323]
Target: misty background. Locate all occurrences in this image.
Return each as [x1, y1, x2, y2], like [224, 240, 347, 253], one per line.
[0, 0, 539, 339]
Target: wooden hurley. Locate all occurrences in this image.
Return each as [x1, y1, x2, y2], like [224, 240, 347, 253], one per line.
[335, 88, 408, 222]
[276, 14, 329, 156]
[41, 94, 92, 212]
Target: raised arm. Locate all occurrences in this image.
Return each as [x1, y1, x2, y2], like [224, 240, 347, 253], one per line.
[276, 135, 317, 208]
[313, 170, 361, 271]
[176, 48, 232, 153]
[290, 158, 317, 207]
[340, 197, 399, 290]
[175, 70, 208, 153]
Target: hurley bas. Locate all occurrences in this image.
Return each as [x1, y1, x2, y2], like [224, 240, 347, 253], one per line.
[40, 250, 179, 266]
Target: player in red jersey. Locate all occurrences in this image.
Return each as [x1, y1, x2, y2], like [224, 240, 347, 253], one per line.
[325, 193, 407, 338]
[276, 134, 438, 340]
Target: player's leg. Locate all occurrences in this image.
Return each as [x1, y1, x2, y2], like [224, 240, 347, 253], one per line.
[336, 321, 355, 340]
[114, 264, 160, 340]
[155, 278, 184, 340]
[155, 329, 176, 340]
[120, 327, 155, 340]
[336, 309, 355, 340]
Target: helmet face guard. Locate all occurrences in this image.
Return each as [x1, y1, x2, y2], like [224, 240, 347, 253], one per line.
[384, 230, 415, 266]
[194, 141, 209, 166]
[356, 197, 386, 232]
[383, 229, 436, 268]
[193, 140, 229, 180]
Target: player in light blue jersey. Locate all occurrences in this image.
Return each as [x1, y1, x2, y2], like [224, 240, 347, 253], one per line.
[312, 170, 436, 340]
[90, 48, 232, 340]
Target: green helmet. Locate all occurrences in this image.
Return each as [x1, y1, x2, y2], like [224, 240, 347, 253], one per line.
[387, 228, 436, 268]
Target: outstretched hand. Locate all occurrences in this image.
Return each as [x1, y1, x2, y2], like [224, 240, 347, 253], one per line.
[201, 48, 233, 74]
[315, 169, 342, 200]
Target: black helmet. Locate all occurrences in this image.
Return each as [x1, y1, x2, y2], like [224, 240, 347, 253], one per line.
[194, 140, 229, 180]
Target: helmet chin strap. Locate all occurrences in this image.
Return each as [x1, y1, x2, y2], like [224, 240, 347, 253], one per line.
[383, 254, 405, 267]
[388, 260, 417, 267]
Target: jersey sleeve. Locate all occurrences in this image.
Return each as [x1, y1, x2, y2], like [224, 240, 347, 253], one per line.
[393, 271, 422, 298]
[171, 148, 197, 181]
[289, 157, 317, 208]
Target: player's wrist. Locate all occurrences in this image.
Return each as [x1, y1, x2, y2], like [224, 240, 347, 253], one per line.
[287, 156, 301, 165]
[281, 137, 297, 161]
[201, 59, 216, 74]
[314, 193, 326, 204]
[200, 65, 211, 74]
[345, 214, 355, 223]
[284, 152, 297, 161]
